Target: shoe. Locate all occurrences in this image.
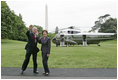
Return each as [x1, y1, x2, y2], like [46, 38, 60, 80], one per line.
[42, 72, 45, 75]
[33, 71, 39, 74]
[20, 70, 24, 75]
[45, 72, 49, 76]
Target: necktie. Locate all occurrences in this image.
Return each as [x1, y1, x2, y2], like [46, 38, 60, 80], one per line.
[34, 34, 36, 43]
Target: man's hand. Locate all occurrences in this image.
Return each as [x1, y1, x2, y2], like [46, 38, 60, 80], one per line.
[47, 54, 50, 57]
[36, 31, 39, 36]
[29, 25, 33, 30]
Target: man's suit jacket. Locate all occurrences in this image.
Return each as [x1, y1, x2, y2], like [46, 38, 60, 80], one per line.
[39, 37, 51, 54]
[25, 30, 39, 53]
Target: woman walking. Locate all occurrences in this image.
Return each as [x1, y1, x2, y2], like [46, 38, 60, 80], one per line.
[39, 30, 51, 76]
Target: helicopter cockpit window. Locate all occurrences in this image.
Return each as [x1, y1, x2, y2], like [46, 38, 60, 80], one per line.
[68, 31, 71, 34]
[68, 31, 77, 34]
[73, 31, 80, 34]
[71, 31, 74, 34]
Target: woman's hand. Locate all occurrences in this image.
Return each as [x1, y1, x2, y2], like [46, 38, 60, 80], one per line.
[36, 31, 39, 36]
[47, 54, 50, 57]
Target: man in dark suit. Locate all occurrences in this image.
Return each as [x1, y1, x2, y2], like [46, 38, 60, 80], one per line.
[21, 25, 39, 74]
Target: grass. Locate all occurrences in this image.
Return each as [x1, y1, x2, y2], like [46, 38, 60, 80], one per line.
[1, 39, 117, 68]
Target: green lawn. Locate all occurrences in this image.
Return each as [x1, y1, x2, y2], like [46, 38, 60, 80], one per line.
[1, 39, 117, 68]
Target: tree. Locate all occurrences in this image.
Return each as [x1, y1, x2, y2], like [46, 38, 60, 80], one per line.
[1, 1, 12, 38]
[98, 18, 117, 33]
[1, 1, 28, 41]
[98, 14, 110, 23]
[90, 14, 116, 33]
[55, 26, 59, 34]
[48, 33, 56, 40]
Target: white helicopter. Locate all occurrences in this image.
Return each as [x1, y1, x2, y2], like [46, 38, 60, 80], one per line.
[52, 26, 116, 47]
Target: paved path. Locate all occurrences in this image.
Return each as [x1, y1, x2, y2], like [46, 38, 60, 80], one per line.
[1, 67, 117, 79]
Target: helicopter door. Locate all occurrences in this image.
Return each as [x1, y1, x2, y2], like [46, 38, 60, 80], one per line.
[60, 35, 65, 46]
[83, 35, 87, 46]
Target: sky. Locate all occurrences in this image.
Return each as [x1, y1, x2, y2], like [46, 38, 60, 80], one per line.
[6, 0, 117, 32]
